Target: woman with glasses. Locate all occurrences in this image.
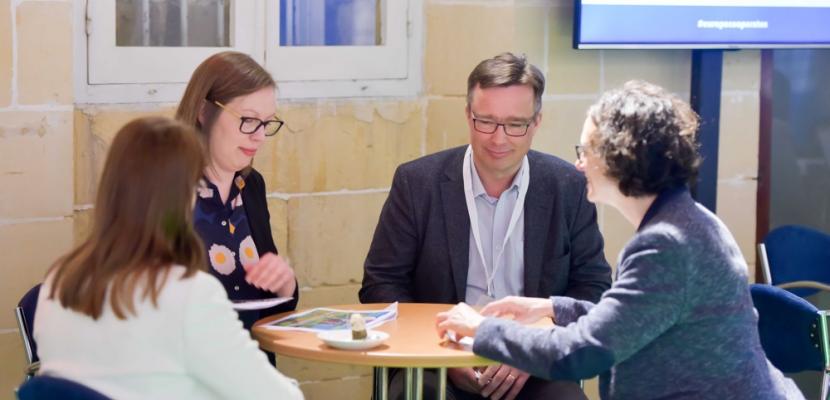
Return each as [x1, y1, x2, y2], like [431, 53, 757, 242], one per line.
[35, 117, 303, 399]
[435, 81, 803, 399]
[176, 52, 298, 334]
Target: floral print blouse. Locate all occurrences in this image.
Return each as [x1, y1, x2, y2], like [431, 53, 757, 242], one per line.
[193, 173, 261, 301]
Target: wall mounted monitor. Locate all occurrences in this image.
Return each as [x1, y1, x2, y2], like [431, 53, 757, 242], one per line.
[574, 0, 830, 49]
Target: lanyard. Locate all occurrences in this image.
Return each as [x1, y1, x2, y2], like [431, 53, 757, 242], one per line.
[462, 145, 530, 297]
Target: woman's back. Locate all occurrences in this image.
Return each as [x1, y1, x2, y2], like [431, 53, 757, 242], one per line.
[604, 187, 799, 399]
[35, 266, 303, 400]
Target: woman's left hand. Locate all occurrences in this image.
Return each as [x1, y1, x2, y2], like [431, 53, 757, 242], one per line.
[436, 302, 485, 340]
[243, 252, 297, 297]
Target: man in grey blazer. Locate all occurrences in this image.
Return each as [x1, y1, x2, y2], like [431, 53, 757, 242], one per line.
[360, 53, 611, 400]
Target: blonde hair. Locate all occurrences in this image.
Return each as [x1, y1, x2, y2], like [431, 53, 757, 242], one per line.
[175, 51, 276, 147]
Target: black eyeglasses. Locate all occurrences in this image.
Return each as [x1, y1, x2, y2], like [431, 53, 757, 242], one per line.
[213, 100, 284, 136]
[470, 112, 534, 137]
[575, 145, 586, 162]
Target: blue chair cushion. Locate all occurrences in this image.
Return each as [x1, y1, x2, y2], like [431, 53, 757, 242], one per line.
[751, 284, 824, 373]
[17, 375, 110, 400]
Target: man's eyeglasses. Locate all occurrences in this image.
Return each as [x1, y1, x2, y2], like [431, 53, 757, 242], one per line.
[470, 112, 534, 137]
[575, 145, 586, 162]
[213, 100, 284, 136]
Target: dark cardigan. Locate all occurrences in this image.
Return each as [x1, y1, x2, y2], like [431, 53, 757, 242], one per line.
[237, 168, 299, 329]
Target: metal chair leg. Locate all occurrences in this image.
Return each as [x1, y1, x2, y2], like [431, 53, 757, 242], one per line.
[820, 311, 830, 400]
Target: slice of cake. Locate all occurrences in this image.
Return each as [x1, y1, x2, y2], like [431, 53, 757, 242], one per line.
[350, 313, 367, 340]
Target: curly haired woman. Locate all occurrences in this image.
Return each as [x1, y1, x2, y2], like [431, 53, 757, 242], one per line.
[436, 81, 803, 400]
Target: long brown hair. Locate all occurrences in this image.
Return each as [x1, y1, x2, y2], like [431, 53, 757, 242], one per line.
[175, 51, 276, 147]
[49, 117, 207, 320]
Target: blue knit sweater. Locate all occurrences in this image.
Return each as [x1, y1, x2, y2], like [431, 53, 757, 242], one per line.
[474, 187, 803, 399]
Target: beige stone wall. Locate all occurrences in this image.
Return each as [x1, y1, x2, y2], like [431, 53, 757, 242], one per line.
[1, 1, 75, 398]
[0, 0, 761, 399]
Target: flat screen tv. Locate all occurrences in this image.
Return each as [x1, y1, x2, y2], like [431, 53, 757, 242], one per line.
[574, 0, 830, 49]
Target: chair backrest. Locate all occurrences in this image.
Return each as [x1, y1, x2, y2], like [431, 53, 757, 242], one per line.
[16, 284, 42, 363]
[750, 283, 826, 373]
[762, 225, 830, 297]
[16, 375, 110, 400]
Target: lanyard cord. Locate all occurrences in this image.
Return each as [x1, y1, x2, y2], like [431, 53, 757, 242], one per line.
[462, 145, 529, 296]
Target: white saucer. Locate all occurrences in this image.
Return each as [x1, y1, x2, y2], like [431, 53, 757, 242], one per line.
[317, 330, 390, 350]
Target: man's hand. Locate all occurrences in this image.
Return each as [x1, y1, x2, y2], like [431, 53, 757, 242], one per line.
[447, 367, 483, 394]
[478, 364, 529, 400]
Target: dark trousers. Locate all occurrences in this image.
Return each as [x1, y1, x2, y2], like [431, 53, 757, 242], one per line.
[385, 368, 587, 400]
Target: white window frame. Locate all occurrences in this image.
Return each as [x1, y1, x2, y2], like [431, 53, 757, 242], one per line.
[75, 0, 422, 104]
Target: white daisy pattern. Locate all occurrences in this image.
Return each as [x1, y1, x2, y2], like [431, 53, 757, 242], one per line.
[239, 235, 260, 268]
[209, 244, 236, 275]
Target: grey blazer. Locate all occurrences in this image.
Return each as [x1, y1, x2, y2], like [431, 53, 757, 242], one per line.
[359, 145, 611, 304]
[473, 187, 804, 400]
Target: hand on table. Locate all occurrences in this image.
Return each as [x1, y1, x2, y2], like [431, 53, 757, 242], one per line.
[242, 252, 296, 297]
[437, 302, 533, 400]
[480, 296, 554, 324]
[435, 302, 485, 340]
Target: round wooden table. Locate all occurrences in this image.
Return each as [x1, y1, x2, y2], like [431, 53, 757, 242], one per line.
[252, 303, 497, 400]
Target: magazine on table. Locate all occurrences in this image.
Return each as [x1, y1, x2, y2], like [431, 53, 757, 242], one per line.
[262, 302, 398, 333]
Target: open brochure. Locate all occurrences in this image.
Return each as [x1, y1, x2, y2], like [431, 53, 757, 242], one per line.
[262, 302, 398, 333]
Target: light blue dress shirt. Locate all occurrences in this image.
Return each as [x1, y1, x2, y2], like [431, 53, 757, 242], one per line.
[465, 160, 525, 306]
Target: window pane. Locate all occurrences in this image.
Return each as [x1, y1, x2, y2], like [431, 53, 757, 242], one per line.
[116, 0, 231, 47]
[769, 49, 830, 233]
[279, 0, 382, 47]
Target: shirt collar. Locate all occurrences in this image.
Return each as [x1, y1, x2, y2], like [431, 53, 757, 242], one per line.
[470, 157, 524, 200]
[198, 171, 246, 204]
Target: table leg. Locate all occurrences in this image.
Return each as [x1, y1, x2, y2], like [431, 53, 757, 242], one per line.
[413, 368, 423, 400]
[373, 367, 379, 399]
[374, 367, 389, 400]
[401, 367, 439, 400]
[381, 367, 389, 400]
[405, 368, 414, 400]
[437, 367, 447, 400]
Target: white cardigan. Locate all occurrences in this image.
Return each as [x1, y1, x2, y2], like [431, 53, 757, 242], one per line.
[34, 266, 304, 400]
